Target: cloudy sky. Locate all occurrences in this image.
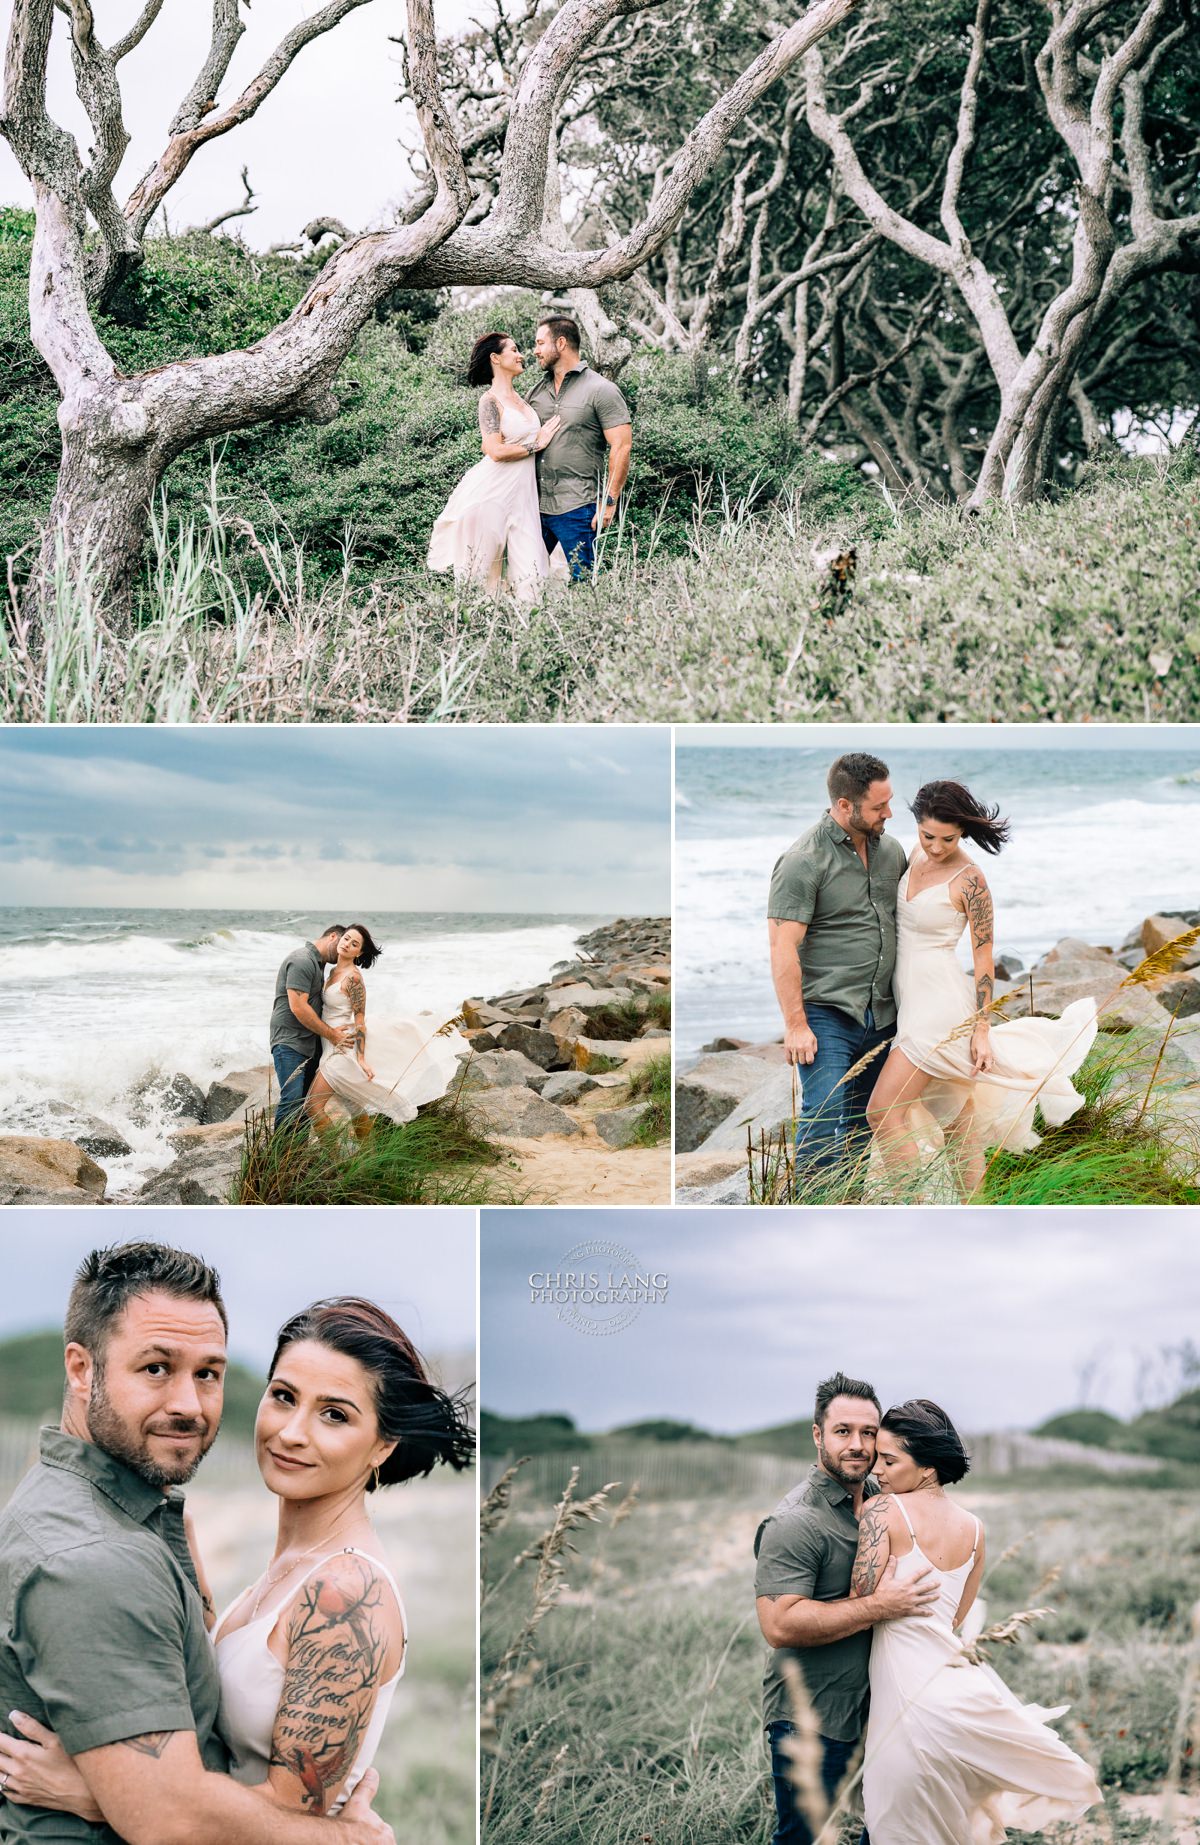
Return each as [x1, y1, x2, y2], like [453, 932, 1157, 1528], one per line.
[0, 0, 480, 251]
[0, 1207, 475, 1375]
[0, 727, 670, 911]
[481, 1208, 1200, 1432]
[679, 724, 1194, 755]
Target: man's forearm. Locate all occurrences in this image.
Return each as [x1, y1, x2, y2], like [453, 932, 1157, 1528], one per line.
[96, 1768, 358, 1845]
[288, 996, 333, 1042]
[770, 946, 807, 1028]
[765, 1593, 879, 1648]
[606, 441, 631, 500]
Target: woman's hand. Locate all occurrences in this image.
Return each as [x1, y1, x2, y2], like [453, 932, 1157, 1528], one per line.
[970, 1023, 995, 1076]
[0, 1714, 102, 1821]
[359, 1058, 376, 1081]
[533, 415, 562, 452]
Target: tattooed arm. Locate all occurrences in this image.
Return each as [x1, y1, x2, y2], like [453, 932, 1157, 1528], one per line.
[954, 866, 996, 1076]
[69, 1728, 394, 1845]
[184, 1509, 217, 1631]
[478, 394, 559, 462]
[266, 1554, 405, 1816]
[848, 1498, 893, 1599]
[342, 971, 370, 1074]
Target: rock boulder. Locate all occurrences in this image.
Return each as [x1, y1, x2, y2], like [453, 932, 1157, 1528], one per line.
[465, 1088, 582, 1140]
[0, 1137, 107, 1203]
[203, 1066, 273, 1124]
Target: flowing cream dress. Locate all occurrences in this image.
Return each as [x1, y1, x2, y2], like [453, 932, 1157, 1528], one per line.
[427, 396, 563, 602]
[862, 1496, 1101, 1843]
[318, 976, 467, 1124]
[893, 868, 1097, 1152]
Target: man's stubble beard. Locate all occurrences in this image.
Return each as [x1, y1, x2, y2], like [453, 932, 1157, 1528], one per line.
[848, 802, 886, 840]
[817, 1436, 872, 1489]
[87, 1363, 217, 1490]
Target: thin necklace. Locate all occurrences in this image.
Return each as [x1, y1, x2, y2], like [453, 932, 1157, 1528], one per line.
[251, 1511, 362, 1619]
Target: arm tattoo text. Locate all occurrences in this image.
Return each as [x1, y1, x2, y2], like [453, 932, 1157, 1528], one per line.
[851, 1501, 889, 1598]
[269, 1562, 391, 1813]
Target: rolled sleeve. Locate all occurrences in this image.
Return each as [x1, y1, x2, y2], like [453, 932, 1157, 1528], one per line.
[755, 1516, 825, 1602]
[768, 851, 819, 925]
[594, 379, 631, 430]
[13, 1542, 196, 1756]
[282, 949, 312, 994]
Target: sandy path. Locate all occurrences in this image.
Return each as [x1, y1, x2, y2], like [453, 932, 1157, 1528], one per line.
[496, 1126, 670, 1203]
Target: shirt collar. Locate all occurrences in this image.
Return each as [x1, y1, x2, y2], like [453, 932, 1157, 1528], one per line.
[805, 1460, 878, 1508]
[819, 809, 874, 855]
[39, 1427, 185, 1526]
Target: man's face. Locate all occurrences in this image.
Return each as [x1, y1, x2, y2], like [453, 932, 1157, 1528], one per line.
[533, 323, 565, 371]
[834, 779, 893, 840]
[316, 930, 342, 964]
[74, 1290, 226, 1490]
[812, 1395, 879, 1488]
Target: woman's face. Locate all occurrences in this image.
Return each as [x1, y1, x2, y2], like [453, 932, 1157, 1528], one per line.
[494, 337, 523, 376]
[338, 928, 364, 963]
[256, 1339, 394, 1502]
[916, 818, 963, 864]
[873, 1428, 927, 1493]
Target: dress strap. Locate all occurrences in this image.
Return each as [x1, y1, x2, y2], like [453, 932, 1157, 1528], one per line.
[267, 1547, 408, 1649]
[891, 1494, 916, 1539]
[970, 1515, 981, 1556]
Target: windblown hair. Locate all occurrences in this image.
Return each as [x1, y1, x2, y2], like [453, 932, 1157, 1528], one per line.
[467, 331, 513, 388]
[538, 314, 581, 352]
[341, 923, 382, 971]
[828, 753, 890, 807]
[270, 1297, 475, 1487]
[66, 1242, 227, 1357]
[814, 1369, 881, 1427]
[881, 1398, 971, 1484]
[910, 780, 1011, 855]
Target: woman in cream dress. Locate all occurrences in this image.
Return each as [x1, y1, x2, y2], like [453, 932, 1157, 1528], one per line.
[305, 925, 467, 1138]
[852, 1400, 1101, 1843]
[427, 331, 563, 603]
[866, 781, 1096, 1196]
[0, 1297, 473, 1827]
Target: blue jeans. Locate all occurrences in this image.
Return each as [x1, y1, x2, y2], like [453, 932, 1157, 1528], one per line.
[766, 1722, 869, 1845]
[272, 1043, 320, 1131]
[795, 1004, 894, 1175]
[541, 502, 596, 579]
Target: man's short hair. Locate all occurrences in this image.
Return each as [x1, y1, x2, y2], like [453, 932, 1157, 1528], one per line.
[538, 314, 581, 352]
[828, 754, 890, 807]
[65, 1242, 228, 1358]
[318, 923, 347, 941]
[814, 1370, 882, 1427]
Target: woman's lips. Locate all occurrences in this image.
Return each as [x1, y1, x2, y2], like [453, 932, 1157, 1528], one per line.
[267, 1449, 316, 1470]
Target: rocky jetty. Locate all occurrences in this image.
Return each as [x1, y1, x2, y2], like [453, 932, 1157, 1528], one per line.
[0, 919, 672, 1206]
[676, 908, 1200, 1203]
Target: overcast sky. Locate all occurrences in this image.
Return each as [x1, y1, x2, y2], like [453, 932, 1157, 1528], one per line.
[0, 727, 670, 911]
[481, 1208, 1200, 1432]
[0, 0, 480, 251]
[0, 1207, 475, 1374]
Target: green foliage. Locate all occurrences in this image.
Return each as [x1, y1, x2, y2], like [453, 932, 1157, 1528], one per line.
[624, 1050, 671, 1144]
[606, 1418, 725, 1444]
[0, 1327, 264, 1438]
[480, 1411, 589, 1455]
[234, 1099, 524, 1206]
[1035, 1408, 1125, 1447]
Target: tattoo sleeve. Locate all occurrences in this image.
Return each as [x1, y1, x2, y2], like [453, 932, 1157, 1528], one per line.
[851, 1501, 890, 1598]
[975, 971, 994, 1013]
[960, 871, 994, 952]
[118, 1732, 175, 1758]
[343, 972, 366, 1051]
[479, 396, 501, 437]
[268, 1557, 393, 1814]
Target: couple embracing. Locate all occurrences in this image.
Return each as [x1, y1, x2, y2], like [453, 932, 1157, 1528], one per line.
[270, 925, 466, 1138]
[768, 752, 1098, 1197]
[427, 314, 632, 602]
[755, 1372, 1101, 1843]
[0, 1239, 472, 1842]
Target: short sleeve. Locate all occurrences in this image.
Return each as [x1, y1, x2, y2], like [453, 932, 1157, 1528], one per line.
[13, 1542, 197, 1755]
[594, 378, 631, 429]
[755, 1514, 825, 1601]
[768, 847, 819, 924]
[281, 949, 311, 993]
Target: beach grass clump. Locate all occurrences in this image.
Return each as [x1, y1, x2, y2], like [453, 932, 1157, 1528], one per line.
[234, 1097, 524, 1206]
[625, 1052, 671, 1147]
[3, 451, 1196, 724]
[580, 991, 671, 1040]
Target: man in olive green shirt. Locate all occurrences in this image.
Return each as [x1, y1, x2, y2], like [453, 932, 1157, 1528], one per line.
[754, 1372, 936, 1845]
[767, 753, 907, 1176]
[528, 315, 632, 579]
[0, 1241, 391, 1845]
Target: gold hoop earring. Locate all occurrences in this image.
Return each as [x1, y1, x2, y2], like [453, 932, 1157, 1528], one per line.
[371, 1464, 382, 1493]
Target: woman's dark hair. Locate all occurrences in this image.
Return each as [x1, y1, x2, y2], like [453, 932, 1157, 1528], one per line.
[270, 1297, 474, 1487]
[341, 922, 382, 971]
[881, 1399, 971, 1485]
[910, 780, 1011, 855]
[467, 331, 513, 388]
